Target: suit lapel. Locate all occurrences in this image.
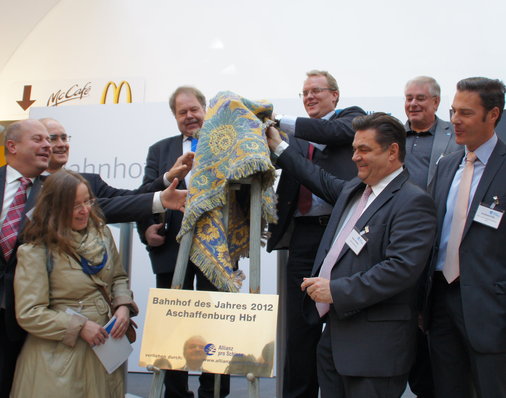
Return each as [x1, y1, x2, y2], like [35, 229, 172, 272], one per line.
[0, 167, 6, 211]
[173, 135, 186, 189]
[311, 179, 364, 275]
[0, 167, 6, 265]
[463, 140, 506, 237]
[428, 121, 453, 186]
[433, 150, 464, 231]
[335, 171, 407, 263]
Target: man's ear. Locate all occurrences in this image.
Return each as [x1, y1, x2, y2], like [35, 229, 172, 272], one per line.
[5, 139, 17, 155]
[389, 143, 400, 160]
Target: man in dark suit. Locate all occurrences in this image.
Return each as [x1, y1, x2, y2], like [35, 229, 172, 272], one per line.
[403, 76, 461, 398]
[425, 77, 506, 397]
[40, 118, 188, 223]
[267, 113, 436, 398]
[267, 70, 366, 398]
[137, 86, 229, 398]
[0, 119, 50, 396]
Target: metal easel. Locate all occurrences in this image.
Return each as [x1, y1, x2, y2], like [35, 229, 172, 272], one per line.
[148, 174, 263, 398]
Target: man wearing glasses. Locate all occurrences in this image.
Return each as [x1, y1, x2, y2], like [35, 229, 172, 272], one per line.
[40, 118, 188, 224]
[403, 76, 461, 398]
[267, 70, 365, 398]
[404, 76, 461, 189]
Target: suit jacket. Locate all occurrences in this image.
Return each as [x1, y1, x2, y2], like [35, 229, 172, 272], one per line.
[267, 106, 366, 251]
[404, 117, 461, 187]
[0, 166, 43, 341]
[137, 135, 185, 274]
[425, 138, 506, 353]
[277, 146, 437, 377]
[81, 172, 164, 224]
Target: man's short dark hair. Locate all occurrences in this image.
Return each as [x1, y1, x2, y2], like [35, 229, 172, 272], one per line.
[352, 112, 406, 162]
[456, 77, 505, 126]
[169, 86, 206, 115]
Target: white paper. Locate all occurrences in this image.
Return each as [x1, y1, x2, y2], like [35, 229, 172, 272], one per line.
[92, 316, 133, 374]
[474, 204, 504, 229]
[345, 228, 367, 255]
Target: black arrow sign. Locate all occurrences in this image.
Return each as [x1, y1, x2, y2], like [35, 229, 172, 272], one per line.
[17, 85, 36, 110]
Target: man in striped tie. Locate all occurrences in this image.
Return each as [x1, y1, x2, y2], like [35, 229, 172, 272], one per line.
[0, 119, 51, 397]
[267, 113, 436, 398]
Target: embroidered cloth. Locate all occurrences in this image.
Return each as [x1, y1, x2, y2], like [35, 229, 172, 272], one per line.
[177, 91, 278, 292]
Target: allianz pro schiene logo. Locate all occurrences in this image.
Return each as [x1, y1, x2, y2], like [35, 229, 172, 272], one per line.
[101, 81, 133, 104]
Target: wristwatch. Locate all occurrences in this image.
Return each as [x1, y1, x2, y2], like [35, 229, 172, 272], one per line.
[273, 114, 284, 128]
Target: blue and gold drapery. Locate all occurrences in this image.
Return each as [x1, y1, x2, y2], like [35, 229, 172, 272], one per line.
[177, 91, 278, 292]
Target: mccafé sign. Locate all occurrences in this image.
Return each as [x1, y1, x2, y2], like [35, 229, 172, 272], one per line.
[101, 81, 133, 104]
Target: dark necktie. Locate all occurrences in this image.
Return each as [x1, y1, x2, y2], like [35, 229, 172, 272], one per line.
[298, 144, 315, 215]
[0, 177, 32, 260]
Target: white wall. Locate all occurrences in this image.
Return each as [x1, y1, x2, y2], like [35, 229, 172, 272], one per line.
[1, 0, 506, 120]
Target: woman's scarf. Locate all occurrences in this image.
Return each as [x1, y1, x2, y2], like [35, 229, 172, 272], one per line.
[70, 227, 107, 274]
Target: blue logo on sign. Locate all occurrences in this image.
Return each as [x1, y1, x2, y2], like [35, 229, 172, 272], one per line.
[204, 344, 216, 356]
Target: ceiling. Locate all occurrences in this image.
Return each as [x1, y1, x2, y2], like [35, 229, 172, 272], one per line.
[0, 0, 60, 75]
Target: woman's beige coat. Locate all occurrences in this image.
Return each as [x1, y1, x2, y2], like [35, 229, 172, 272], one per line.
[10, 227, 137, 398]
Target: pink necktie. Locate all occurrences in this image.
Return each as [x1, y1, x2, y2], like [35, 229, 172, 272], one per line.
[0, 177, 31, 260]
[316, 185, 373, 317]
[442, 152, 477, 283]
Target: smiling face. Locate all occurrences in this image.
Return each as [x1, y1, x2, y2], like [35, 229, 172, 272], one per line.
[42, 119, 70, 172]
[302, 75, 339, 119]
[404, 82, 440, 131]
[451, 90, 498, 151]
[174, 92, 206, 137]
[6, 120, 51, 178]
[352, 128, 400, 186]
[72, 183, 91, 231]
[183, 336, 207, 370]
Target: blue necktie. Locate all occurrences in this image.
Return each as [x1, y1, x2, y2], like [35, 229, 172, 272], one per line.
[189, 137, 198, 152]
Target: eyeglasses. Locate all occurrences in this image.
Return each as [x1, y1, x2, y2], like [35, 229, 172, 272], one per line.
[73, 199, 96, 211]
[49, 134, 71, 143]
[405, 95, 437, 103]
[299, 88, 335, 98]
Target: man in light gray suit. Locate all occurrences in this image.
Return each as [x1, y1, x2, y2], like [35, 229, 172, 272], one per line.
[267, 113, 437, 398]
[404, 76, 461, 189]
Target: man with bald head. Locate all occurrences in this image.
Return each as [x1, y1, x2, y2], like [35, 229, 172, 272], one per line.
[0, 119, 50, 396]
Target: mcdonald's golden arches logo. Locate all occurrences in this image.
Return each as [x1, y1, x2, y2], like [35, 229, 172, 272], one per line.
[101, 81, 133, 104]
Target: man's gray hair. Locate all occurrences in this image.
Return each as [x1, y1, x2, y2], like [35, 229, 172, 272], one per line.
[169, 86, 206, 115]
[405, 76, 441, 97]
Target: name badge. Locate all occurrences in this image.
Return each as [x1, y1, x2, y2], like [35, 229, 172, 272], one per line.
[345, 227, 368, 255]
[474, 203, 503, 229]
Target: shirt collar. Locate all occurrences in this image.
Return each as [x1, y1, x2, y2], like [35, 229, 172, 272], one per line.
[6, 165, 34, 184]
[183, 135, 194, 142]
[467, 133, 497, 166]
[405, 116, 438, 135]
[370, 167, 403, 198]
[322, 109, 336, 121]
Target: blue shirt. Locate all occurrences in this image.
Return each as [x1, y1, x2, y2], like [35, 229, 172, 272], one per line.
[435, 134, 498, 271]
